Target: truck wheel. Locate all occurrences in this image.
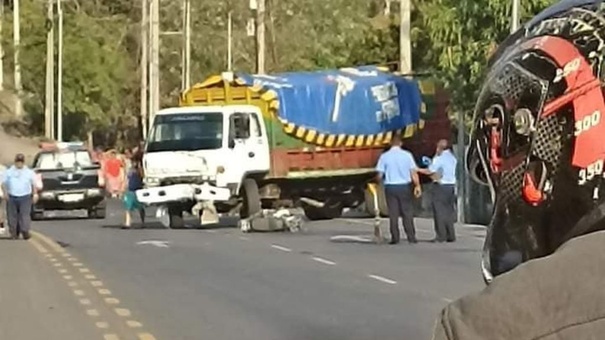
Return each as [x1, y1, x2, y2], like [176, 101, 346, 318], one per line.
[240, 178, 261, 219]
[89, 207, 106, 219]
[31, 210, 44, 221]
[364, 185, 388, 217]
[303, 202, 343, 221]
[168, 204, 185, 229]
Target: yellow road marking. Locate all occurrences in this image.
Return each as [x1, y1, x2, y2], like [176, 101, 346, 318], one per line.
[99, 289, 112, 295]
[104, 334, 120, 340]
[79, 299, 91, 305]
[63, 275, 73, 280]
[67, 281, 78, 287]
[44, 253, 53, 258]
[105, 298, 120, 305]
[58, 269, 67, 274]
[49, 258, 58, 262]
[67, 257, 77, 262]
[61, 253, 71, 257]
[73, 290, 85, 296]
[29, 238, 48, 254]
[53, 263, 62, 267]
[79, 268, 90, 273]
[115, 308, 131, 317]
[96, 321, 109, 329]
[31, 231, 65, 253]
[73, 263, 83, 267]
[86, 309, 100, 317]
[85, 274, 97, 280]
[126, 320, 142, 328]
[91, 280, 103, 287]
[138, 333, 156, 340]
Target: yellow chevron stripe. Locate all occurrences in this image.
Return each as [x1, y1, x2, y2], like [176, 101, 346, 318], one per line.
[284, 123, 296, 134]
[305, 129, 317, 143]
[269, 100, 279, 109]
[345, 135, 356, 147]
[384, 131, 393, 144]
[336, 134, 346, 147]
[404, 124, 416, 138]
[295, 126, 306, 138]
[421, 102, 427, 113]
[375, 133, 384, 145]
[325, 135, 336, 147]
[355, 135, 364, 147]
[419, 119, 425, 129]
[365, 135, 375, 146]
[316, 134, 326, 145]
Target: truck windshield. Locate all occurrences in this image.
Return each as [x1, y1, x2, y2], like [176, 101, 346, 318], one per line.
[147, 112, 223, 152]
[36, 151, 93, 170]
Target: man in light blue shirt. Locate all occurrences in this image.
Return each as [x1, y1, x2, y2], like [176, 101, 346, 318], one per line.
[376, 134, 421, 244]
[418, 139, 458, 242]
[1, 153, 38, 240]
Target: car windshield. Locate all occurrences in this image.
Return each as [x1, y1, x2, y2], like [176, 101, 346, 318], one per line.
[36, 150, 93, 170]
[147, 112, 223, 152]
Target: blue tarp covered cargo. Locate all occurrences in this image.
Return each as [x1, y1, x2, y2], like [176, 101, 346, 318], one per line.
[235, 66, 423, 137]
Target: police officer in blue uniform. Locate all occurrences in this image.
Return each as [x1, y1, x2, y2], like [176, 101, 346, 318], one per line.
[1, 154, 38, 240]
[419, 139, 458, 242]
[376, 135, 422, 244]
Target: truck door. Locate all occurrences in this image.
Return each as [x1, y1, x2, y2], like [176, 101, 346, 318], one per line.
[227, 112, 270, 177]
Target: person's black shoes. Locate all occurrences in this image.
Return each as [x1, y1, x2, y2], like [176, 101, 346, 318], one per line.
[389, 240, 399, 245]
[22, 231, 31, 240]
[408, 239, 418, 244]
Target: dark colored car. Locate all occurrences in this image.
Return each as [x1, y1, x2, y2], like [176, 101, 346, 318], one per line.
[32, 143, 106, 220]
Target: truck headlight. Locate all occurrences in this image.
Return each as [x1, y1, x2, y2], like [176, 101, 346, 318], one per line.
[144, 177, 160, 187]
[87, 188, 102, 196]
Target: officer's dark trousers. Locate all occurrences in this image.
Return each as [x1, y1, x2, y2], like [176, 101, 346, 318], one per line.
[384, 184, 416, 243]
[7, 195, 32, 237]
[432, 184, 456, 242]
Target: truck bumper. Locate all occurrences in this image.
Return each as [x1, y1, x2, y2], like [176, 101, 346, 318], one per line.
[136, 183, 231, 205]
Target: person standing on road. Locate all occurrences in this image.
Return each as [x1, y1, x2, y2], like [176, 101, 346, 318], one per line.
[122, 160, 145, 229]
[376, 135, 422, 244]
[418, 139, 458, 243]
[0, 163, 7, 231]
[1, 154, 38, 240]
[104, 150, 124, 197]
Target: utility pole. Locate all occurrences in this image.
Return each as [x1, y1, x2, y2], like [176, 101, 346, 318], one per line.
[456, 112, 466, 224]
[45, 0, 55, 139]
[399, 0, 411, 74]
[181, 0, 191, 90]
[57, 0, 64, 141]
[227, 11, 233, 71]
[141, 0, 148, 139]
[255, 0, 265, 74]
[150, 0, 160, 124]
[0, 3, 5, 91]
[13, 0, 22, 117]
[511, 0, 520, 33]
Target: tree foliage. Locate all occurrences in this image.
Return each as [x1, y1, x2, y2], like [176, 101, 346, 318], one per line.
[0, 0, 558, 144]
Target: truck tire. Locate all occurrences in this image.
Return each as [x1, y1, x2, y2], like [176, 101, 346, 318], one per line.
[364, 185, 388, 217]
[240, 178, 261, 218]
[31, 210, 44, 221]
[303, 202, 343, 221]
[168, 204, 185, 229]
[89, 207, 106, 219]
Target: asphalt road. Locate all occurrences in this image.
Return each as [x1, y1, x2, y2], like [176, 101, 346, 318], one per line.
[27, 200, 486, 340]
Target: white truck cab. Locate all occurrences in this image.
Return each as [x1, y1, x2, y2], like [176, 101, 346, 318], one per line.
[137, 105, 270, 227]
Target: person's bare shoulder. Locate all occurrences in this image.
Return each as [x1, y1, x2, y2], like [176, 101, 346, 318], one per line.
[432, 231, 605, 340]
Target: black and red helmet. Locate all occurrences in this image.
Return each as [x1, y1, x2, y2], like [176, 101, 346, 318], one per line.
[467, 1, 605, 283]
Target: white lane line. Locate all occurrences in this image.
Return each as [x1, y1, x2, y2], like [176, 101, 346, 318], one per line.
[368, 274, 397, 285]
[239, 236, 249, 241]
[204, 230, 217, 233]
[271, 244, 292, 252]
[442, 297, 453, 303]
[312, 257, 336, 266]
